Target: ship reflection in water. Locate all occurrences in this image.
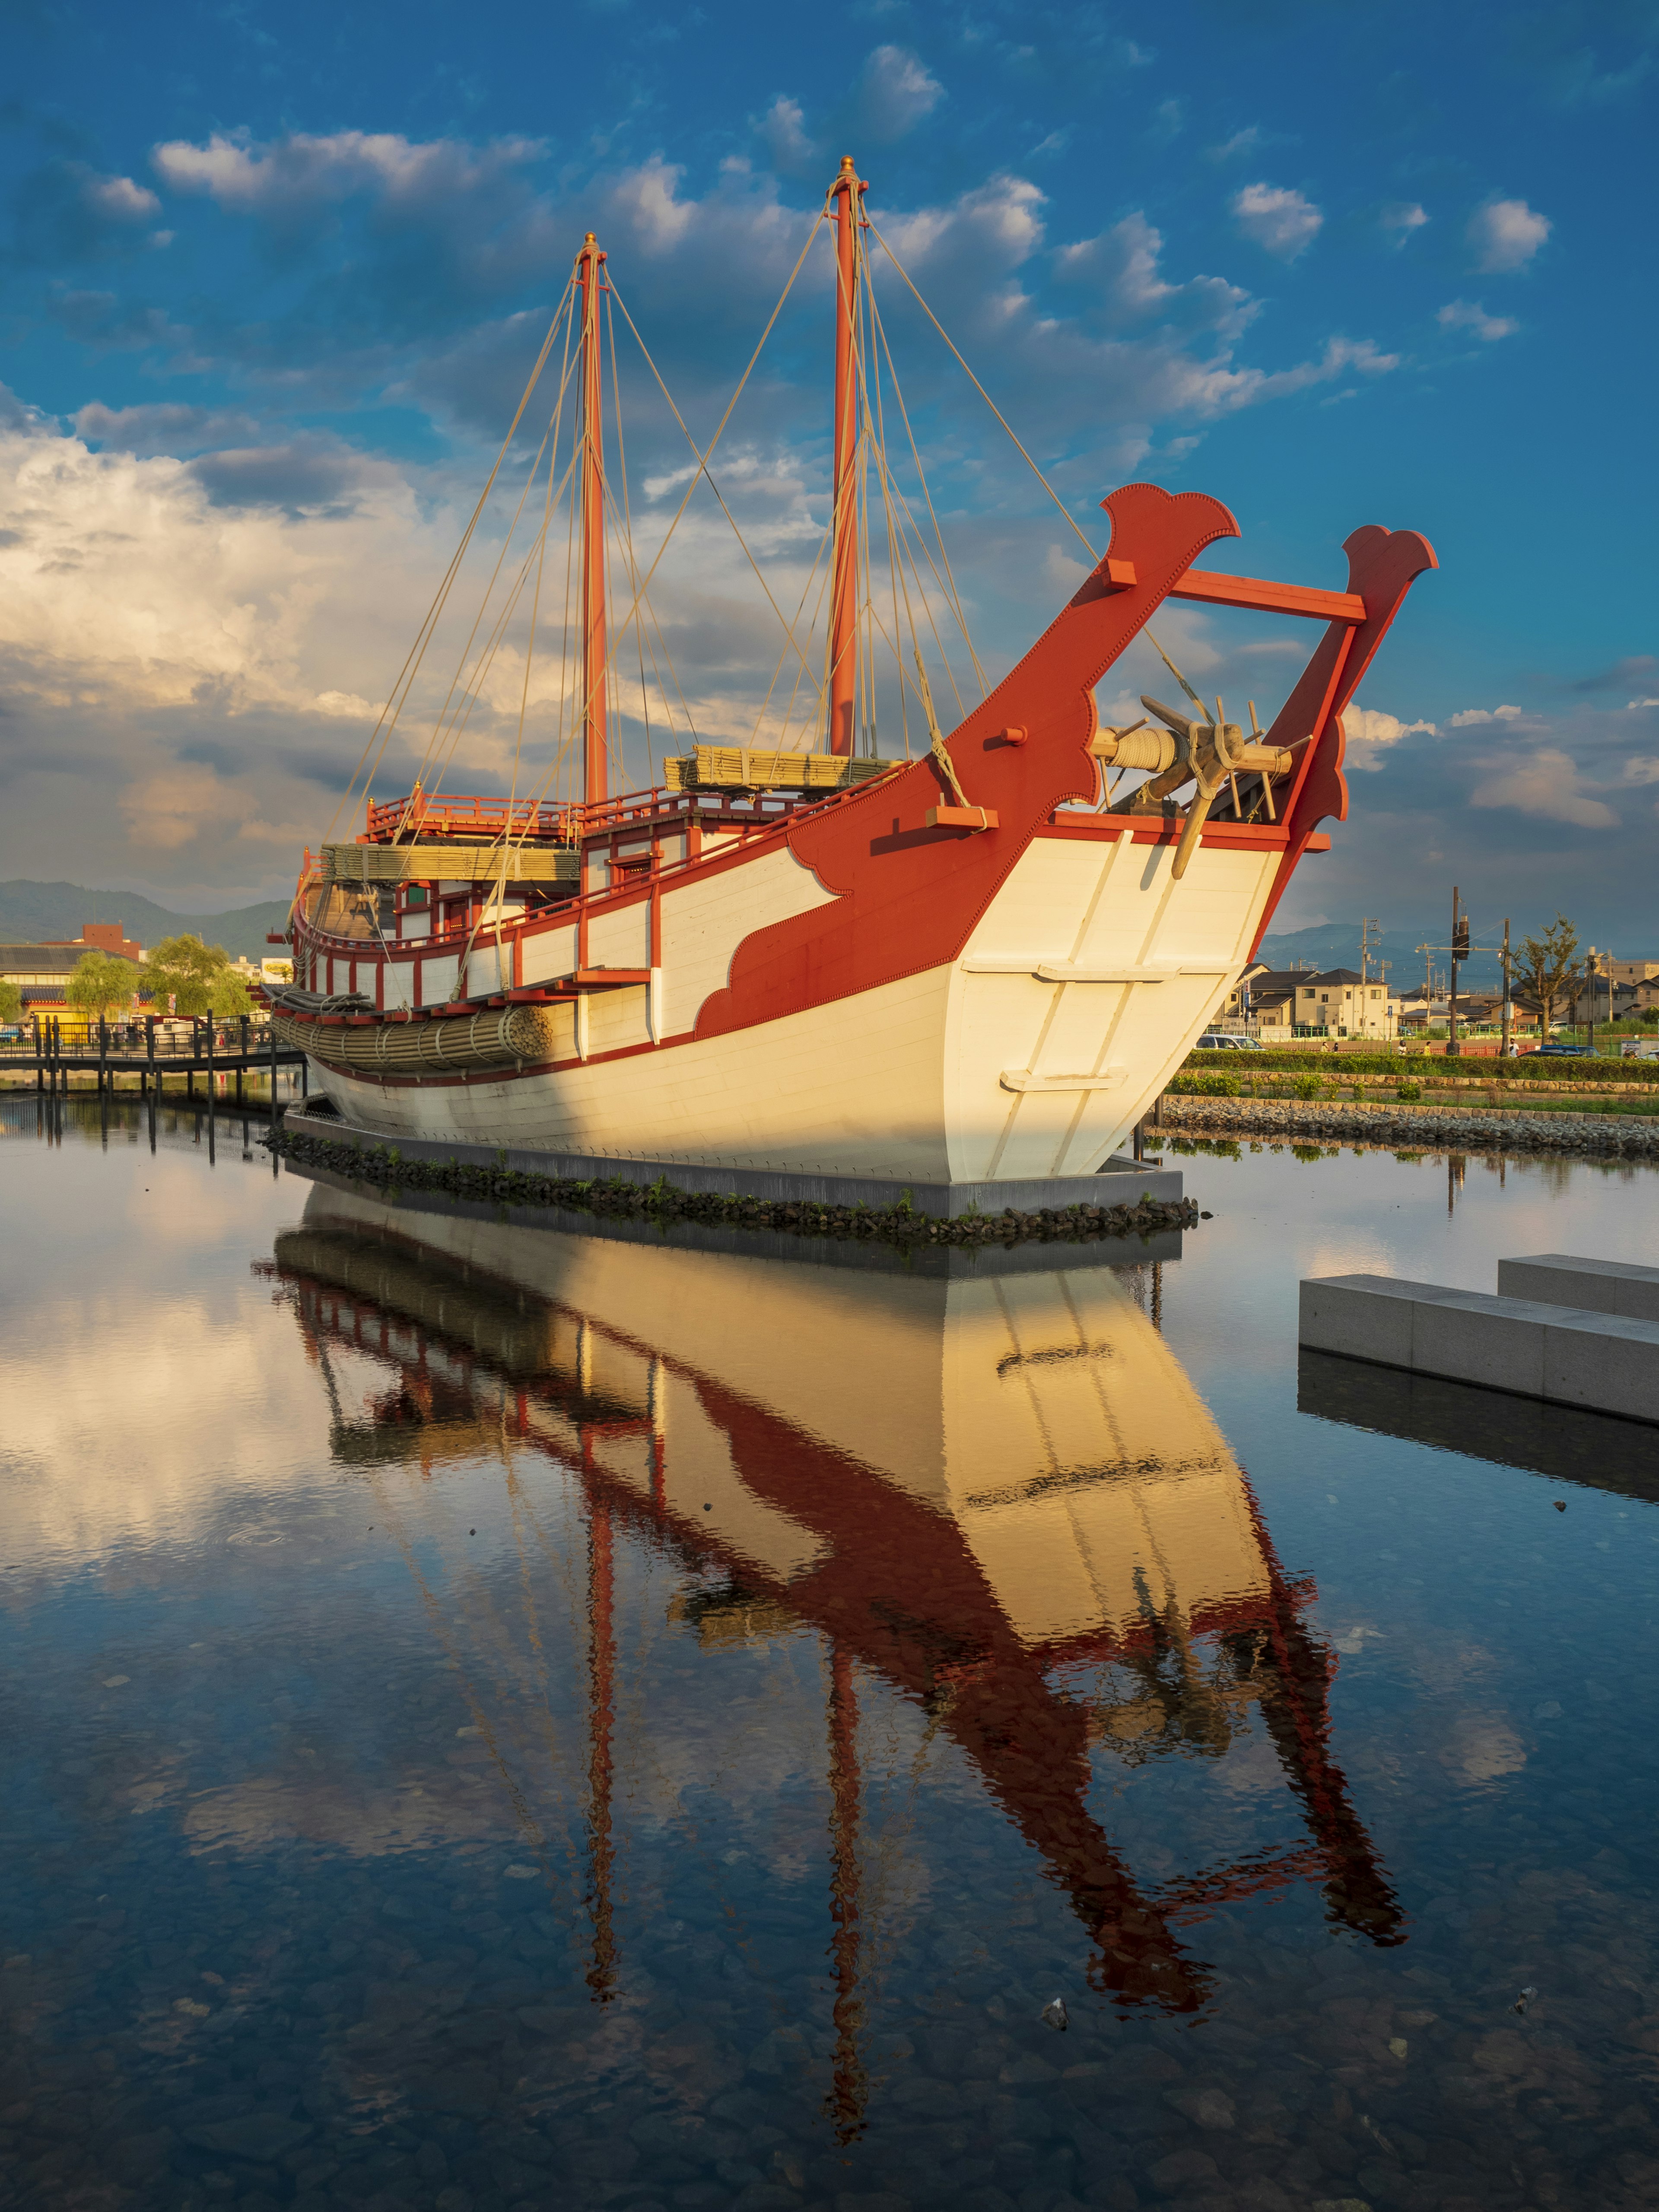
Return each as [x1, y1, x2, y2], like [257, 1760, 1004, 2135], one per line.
[267, 1180, 1401, 2128]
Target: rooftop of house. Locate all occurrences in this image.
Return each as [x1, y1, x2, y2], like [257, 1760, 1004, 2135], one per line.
[0, 944, 142, 975]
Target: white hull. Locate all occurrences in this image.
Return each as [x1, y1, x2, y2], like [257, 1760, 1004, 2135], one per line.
[304, 826, 1282, 1184]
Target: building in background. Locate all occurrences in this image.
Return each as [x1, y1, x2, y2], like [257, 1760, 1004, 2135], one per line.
[1235, 967, 1398, 1040]
[40, 921, 146, 963]
[0, 925, 145, 1014]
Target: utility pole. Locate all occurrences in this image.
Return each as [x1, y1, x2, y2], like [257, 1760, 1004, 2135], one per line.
[1360, 918, 1382, 983]
[1448, 886, 1468, 1058]
[1500, 919, 1512, 1058]
[1587, 946, 1598, 1057]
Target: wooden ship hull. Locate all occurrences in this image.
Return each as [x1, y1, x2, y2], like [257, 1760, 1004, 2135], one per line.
[277, 179, 1433, 1198]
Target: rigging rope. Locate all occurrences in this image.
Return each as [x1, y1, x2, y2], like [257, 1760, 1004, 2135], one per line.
[863, 214, 1205, 714]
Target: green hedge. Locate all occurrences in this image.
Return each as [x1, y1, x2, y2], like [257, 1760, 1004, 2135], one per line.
[1168, 1071, 1241, 1096]
[1184, 1049, 1659, 1087]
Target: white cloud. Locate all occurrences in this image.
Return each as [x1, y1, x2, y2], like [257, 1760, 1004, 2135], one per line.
[1438, 299, 1518, 342]
[1380, 201, 1428, 243]
[1231, 182, 1322, 260]
[756, 95, 816, 176]
[1448, 703, 1524, 726]
[856, 44, 944, 142]
[1344, 707, 1436, 767]
[1467, 197, 1551, 273]
[1054, 211, 1253, 337]
[1208, 126, 1265, 162]
[1170, 333, 1398, 417]
[86, 173, 162, 221]
[152, 128, 546, 216]
[1629, 698, 1659, 712]
[1471, 747, 1617, 829]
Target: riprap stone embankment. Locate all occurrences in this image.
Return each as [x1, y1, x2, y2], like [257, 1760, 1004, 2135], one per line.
[1159, 1094, 1659, 1157]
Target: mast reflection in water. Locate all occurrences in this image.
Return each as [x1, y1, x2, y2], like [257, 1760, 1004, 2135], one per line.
[264, 1181, 1402, 2134]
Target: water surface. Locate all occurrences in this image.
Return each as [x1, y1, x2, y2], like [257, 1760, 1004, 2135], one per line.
[3, 1098, 1658, 2212]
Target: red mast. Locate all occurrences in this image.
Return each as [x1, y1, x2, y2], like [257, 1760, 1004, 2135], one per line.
[828, 157, 864, 758]
[578, 234, 609, 809]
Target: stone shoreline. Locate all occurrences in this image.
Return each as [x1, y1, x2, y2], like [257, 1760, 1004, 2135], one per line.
[266, 1127, 1201, 1249]
[1159, 1094, 1659, 1156]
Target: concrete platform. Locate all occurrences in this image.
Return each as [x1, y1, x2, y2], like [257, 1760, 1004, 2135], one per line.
[1497, 1253, 1659, 1324]
[1298, 1273, 1659, 1425]
[287, 1157, 1186, 1277]
[278, 1103, 1185, 1217]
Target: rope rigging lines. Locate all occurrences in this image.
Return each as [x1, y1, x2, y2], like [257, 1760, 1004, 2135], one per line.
[319, 165, 1160, 881]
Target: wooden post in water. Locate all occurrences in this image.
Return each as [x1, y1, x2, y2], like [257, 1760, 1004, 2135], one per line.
[826, 1643, 867, 2139]
[34, 1015, 43, 1095]
[268, 1016, 278, 1115]
[237, 1014, 248, 1106]
[98, 1016, 108, 1095]
[207, 1008, 215, 1098]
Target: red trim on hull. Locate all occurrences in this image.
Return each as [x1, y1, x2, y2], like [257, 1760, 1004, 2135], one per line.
[694, 481, 1240, 1042]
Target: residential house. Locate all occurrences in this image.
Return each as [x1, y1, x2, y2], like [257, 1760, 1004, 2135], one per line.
[1262, 967, 1398, 1039]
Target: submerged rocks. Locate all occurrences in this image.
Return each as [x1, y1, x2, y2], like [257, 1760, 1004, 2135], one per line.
[265, 1128, 1200, 1252]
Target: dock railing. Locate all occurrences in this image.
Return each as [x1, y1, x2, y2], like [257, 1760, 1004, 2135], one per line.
[0, 1012, 310, 1103]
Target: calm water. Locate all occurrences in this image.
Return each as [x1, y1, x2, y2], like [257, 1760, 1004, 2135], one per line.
[4, 1096, 1659, 2212]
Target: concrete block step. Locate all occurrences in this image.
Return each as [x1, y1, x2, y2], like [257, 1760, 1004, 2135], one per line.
[1497, 1252, 1659, 1324]
[1298, 1273, 1659, 1424]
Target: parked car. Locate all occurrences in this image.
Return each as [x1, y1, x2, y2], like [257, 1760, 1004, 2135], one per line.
[1195, 1033, 1263, 1050]
[1538, 1042, 1592, 1057]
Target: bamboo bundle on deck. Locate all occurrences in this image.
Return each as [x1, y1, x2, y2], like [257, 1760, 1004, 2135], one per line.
[664, 747, 898, 793]
[272, 1002, 566, 1073]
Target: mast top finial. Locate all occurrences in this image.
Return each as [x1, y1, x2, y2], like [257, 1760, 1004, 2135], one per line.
[839, 154, 855, 172]
[584, 230, 596, 243]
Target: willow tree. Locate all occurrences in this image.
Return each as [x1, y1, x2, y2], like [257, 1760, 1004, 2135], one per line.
[66, 950, 141, 1023]
[0, 979, 22, 1024]
[142, 934, 254, 1019]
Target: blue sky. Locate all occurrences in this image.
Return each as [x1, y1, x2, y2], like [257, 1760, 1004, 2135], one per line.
[0, 0, 1654, 944]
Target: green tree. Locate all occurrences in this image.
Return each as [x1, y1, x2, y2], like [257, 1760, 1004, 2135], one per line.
[1515, 914, 1580, 1034]
[0, 979, 22, 1024]
[66, 950, 141, 1023]
[141, 934, 254, 1018]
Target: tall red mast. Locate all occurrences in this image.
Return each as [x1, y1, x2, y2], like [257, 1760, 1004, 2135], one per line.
[828, 157, 864, 758]
[578, 234, 609, 808]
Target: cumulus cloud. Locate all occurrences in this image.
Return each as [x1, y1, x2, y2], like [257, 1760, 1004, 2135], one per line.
[1231, 182, 1322, 260]
[1344, 707, 1437, 767]
[184, 438, 384, 516]
[756, 96, 817, 177]
[1438, 299, 1518, 342]
[1470, 748, 1617, 829]
[8, 159, 163, 266]
[855, 45, 944, 142]
[1054, 211, 1253, 338]
[74, 401, 263, 455]
[1572, 654, 1659, 694]
[1467, 197, 1551, 272]
[1448, 703, 1524, 726]
[153, 127, 544, 220]
[1379, 201, 1429, 244]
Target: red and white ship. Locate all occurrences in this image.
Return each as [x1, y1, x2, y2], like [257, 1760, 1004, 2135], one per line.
[276, 159, 1434, 1203]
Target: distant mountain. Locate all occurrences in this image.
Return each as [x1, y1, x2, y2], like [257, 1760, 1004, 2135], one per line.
[1257, 921, 1509, 993]
[0, 881, 289, 963]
